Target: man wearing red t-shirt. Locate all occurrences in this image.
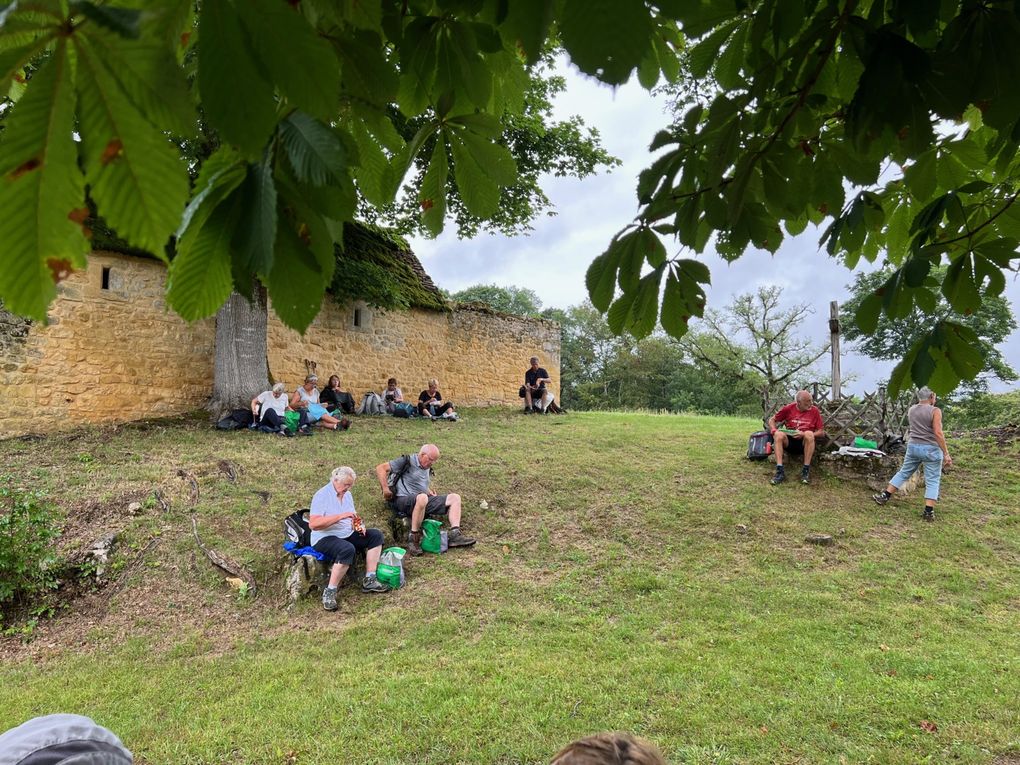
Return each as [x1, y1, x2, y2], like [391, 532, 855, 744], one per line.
[767, 390, 825, 485]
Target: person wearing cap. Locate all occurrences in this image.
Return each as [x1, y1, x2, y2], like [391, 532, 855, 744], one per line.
[251, 382, 295, 433]
[291, 374, 347, 431]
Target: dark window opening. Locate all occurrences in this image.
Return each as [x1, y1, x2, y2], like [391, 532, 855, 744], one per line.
[353, 308, 362, 327]
[101, 267, 111, 290]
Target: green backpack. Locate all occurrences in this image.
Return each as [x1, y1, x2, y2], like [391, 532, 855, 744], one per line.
[421, 518, 444, 554]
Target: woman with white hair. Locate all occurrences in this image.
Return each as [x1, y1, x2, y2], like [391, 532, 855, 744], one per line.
[873, 387, 953, 521]
[251, 382, 292, 433]
[309, 466, 389, 611]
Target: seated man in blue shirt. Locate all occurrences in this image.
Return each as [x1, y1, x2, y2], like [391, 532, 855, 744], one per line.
[310, 466, 390, 611]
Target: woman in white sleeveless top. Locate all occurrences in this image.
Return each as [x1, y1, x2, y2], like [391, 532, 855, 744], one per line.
[872, 387, 953, 521]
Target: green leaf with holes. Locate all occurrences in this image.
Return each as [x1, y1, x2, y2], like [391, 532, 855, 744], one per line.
[419, 135, 448, 237]
[0, 43, 88, 321]
[75, 36, 189, 257]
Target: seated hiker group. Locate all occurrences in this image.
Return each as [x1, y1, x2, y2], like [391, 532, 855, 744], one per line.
[309, 443, 476, 611]
[762, 387, 953, 522]
[247, 355, 564, 434]
[249, 373, 466, 434]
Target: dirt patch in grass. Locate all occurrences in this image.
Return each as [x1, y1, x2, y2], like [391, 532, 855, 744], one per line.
[959, 425, 1020, 448]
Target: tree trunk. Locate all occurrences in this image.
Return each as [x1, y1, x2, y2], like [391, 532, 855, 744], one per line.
[208, 289, 270, 420]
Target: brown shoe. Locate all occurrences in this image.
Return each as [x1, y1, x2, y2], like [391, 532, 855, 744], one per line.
[447, 527, 476, 547]
[406, 529, 423, 556]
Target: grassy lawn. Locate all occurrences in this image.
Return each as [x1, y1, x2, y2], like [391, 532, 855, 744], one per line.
[1, 409, 1018, 764]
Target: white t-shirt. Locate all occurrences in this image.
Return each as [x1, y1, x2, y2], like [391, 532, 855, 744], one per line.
[309, 482, 354, 544]
[295, 386, 320, 405]
[256, 391, 288, 417]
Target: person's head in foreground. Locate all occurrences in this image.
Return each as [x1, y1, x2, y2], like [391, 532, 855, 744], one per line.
[550, 732, 667, 765]
[0, 714, 133, 764]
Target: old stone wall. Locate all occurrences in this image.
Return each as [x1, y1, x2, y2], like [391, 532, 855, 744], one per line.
[268, 301, 560, 407]
[0, 252, 217, 437]
[0, 253, 560, 437]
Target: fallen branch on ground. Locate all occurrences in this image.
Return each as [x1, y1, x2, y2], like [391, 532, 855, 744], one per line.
[190, 515, 257, 596]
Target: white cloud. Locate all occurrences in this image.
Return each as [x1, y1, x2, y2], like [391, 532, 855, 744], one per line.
[409, 65, 1020, 395]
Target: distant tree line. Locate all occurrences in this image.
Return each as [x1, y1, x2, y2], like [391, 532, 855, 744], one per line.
[450, 282, 1018, 424]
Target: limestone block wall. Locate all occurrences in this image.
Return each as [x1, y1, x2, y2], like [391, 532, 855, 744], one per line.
[0, 253, 560, 437]
[267, 301, 561, 407]
[0, 252, 216, 436]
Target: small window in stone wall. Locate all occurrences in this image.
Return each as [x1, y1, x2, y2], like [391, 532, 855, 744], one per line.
[350, 302, 371, 331]
[101, 266, 111, 290]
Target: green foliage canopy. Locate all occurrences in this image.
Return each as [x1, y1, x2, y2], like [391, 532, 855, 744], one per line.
[842, 267, 1018, 395]
[448, 283, 543, 316]
[2, 1, 1019, 394]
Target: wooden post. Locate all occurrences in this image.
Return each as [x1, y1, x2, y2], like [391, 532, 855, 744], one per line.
[829, 300, 841, 400]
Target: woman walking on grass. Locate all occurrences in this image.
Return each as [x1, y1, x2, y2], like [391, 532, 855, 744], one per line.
[873, 386, 953, 522]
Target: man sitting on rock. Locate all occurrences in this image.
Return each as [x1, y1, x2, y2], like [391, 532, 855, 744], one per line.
[375, 443, 476, 555]
[768, 390, 825, 485]
[310, 466, 390, 611]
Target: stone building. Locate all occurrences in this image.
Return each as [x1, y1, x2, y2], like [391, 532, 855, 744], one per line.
[0, 227, 560, 437]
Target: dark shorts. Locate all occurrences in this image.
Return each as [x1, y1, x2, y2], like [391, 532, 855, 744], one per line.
[777, 432, 804, 453]
[389, 494, 449, 518]
[312, 529, 384, 565]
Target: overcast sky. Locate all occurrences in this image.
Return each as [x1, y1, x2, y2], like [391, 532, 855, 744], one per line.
[409, 64, 1020, 395]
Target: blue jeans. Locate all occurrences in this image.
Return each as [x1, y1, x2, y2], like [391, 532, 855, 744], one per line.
[889, 443, 944, 501]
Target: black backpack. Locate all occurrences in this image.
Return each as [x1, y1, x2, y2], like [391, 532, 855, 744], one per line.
[747, 430, 773, 460]
[216, 408, 254, 430]
[386, 454, 434, 496]
[284, 509, 312, 548]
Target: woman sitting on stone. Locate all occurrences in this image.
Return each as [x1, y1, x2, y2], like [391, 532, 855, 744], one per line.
[382, 377, 404, 414]
[320, 375, 355, 415]
[417, 378, 458, 420]
[250, 382, 293, 433]
[291, 374, 346, 431]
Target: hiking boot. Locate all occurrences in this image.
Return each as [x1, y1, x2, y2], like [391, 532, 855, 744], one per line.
[322, 586, 338, 611]
[923, 507, 935, 523]
[298, 425, 313, 436]
[800, 466, 810, 485]
[447, 528, 476, 547]
[770, 468, 785, 485]
[406, 529, 423, 556]
[362, 575, 390, 593]
[872, 492, 890, 506]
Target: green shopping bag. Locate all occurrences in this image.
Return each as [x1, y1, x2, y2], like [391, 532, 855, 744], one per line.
[421, 518, 443, 554]
[284, 410, 301, 433]
[377, 547, 406, 589]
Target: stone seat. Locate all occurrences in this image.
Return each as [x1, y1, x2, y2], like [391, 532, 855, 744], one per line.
[284, 550, 365, 605]
[817, 449, 922, 494]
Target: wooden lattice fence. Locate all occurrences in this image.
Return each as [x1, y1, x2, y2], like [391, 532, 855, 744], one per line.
[763, 383, 912, 447]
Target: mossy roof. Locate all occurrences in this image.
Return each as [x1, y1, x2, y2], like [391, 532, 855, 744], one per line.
[89, 218, 448, 312]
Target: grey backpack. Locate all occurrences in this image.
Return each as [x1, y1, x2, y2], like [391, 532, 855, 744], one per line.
[358, 392, 386, 415]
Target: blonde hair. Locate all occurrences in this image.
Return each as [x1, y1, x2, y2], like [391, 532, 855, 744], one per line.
[428, 378, 439, 388]
[550, 733, 666, 765]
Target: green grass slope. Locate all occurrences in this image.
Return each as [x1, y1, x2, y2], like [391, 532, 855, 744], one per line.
[0, 410, 1017, 764]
